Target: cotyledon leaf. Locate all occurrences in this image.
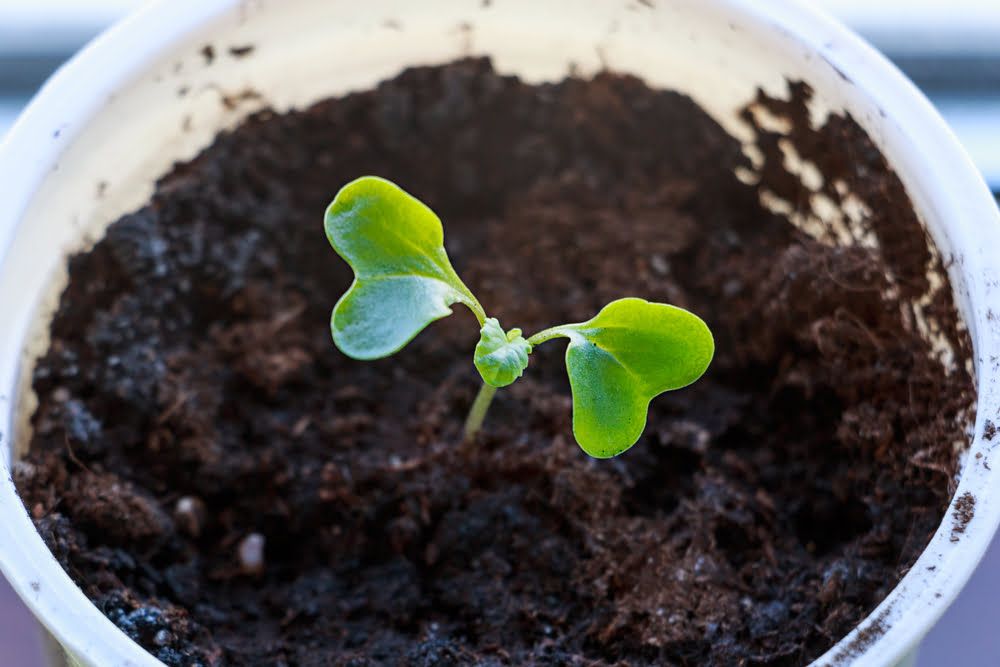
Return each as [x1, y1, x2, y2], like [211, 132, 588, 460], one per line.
[474, 318, 533, 388]
[325, 176, 485, 359]
[529, 298, 715, 458]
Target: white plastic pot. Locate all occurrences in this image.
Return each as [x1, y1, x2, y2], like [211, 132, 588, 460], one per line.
[0, 1, 998, 666]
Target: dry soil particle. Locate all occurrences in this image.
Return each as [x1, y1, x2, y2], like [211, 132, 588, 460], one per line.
[950, 492, 976, 543]
[824, 605, 892, 667]
[17, 58, 973, 666]
[228, 45, 255, 59]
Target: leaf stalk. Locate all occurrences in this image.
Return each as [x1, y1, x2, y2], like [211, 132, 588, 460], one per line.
[463, 382, 498, 440]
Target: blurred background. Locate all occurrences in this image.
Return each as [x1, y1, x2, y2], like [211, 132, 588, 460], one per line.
[1, 0, 998, 665]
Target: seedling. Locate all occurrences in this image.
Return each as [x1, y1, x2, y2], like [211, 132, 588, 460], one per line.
[325, 176, 714, 457]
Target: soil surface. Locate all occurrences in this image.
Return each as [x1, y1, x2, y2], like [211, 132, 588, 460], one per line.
[16, 59, 973, 666]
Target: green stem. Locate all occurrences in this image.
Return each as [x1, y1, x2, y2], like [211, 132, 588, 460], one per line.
[527, 325, 569, 346]
[458, 295, 487, 326]
[463, 382, 498, 440]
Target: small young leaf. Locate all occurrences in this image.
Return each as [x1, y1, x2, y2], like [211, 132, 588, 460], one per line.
[474, 318, 533, 388]
[325, 177, 485, 359]
[534, 298, 714, 458]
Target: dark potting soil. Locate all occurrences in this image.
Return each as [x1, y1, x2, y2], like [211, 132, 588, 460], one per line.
[15, 59, 973, 666]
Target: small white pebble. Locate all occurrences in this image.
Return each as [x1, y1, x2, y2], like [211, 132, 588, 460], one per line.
[11, 461, 36, 481]
[153, 629, 170, 646]
[650, 254, 670, 275]
[173, 496, 206, 538]
[238, 533, 266, 575]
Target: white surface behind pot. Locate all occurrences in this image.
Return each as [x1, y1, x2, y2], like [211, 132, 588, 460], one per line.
[0, 1, 998, 666]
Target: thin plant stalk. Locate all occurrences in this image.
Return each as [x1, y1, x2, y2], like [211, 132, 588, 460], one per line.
[463, 382, 498, 440]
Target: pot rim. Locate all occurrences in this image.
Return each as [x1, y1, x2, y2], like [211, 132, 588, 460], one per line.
[0, 1, 998, 666]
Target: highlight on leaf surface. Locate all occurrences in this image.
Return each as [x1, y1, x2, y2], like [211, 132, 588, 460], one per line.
[324, 176, 485, 360]
[528, 299, 714, 458]
[474, 318, 533, 388]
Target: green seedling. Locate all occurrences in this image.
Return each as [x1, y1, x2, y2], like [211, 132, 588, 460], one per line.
[325, 176, 714, 458]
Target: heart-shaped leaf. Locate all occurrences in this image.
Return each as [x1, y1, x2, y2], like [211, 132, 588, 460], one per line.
[474, 318, 533, 387]
[533, 298, 714, 458]
[325, 176, 484, 359]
